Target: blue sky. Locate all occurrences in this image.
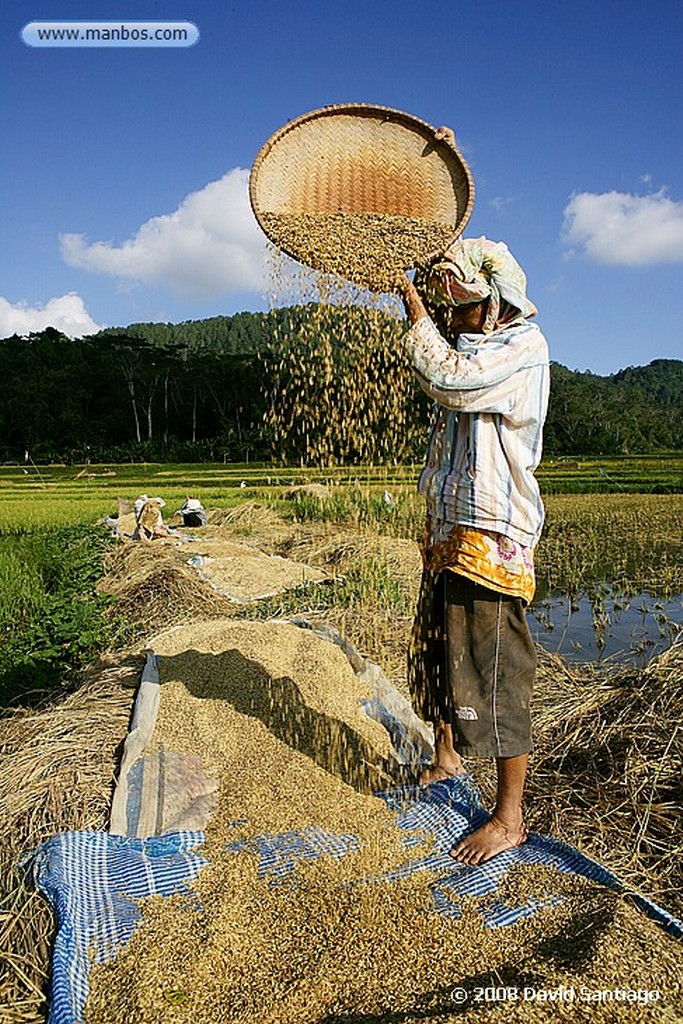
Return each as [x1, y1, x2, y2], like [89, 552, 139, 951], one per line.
[1, 0, 682, 373]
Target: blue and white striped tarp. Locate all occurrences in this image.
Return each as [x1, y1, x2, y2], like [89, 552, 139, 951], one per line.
[26, 829, 207, 1024]
[27, 775, 682, 1024]
[379, 778, 683, 933]
[226, 777, 683, 934]
[226, 823, 360, 881]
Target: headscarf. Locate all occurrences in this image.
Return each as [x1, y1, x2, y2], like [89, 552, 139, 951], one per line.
[414, 236, 538, 333]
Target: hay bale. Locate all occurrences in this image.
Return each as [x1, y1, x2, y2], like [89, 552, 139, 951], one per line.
[204, 503, 291, 541]
[283, 483, 330, 500]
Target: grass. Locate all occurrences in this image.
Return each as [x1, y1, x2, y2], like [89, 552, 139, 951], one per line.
[234, 555, 413, 625]
[1, 462, 680, 709]
[535, 493, 682, 597]
[0, 527, 125, 708]
[537, 453, 683, 493]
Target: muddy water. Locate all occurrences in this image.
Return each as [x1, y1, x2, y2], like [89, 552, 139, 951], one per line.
[528, 586, 682, 664]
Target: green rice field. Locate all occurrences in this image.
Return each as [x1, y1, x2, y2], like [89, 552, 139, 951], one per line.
[1, 454, 682, 528]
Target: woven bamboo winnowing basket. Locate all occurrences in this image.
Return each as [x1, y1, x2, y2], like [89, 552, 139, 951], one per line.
[250, 103, 475, 279]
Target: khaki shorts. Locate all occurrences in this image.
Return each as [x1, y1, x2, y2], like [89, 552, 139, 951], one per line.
[408, 569, 537, 758]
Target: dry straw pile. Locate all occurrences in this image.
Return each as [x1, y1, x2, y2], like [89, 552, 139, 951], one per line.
[99, 541, 237, 637]
[529, 641, 683, 916]
[205, 502, 295, 544]
[0, 661, 137, 1023]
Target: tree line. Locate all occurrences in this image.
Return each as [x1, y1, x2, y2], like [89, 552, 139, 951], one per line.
[1, 310, 681, 464]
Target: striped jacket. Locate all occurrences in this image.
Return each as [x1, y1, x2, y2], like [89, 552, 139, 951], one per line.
[403, 316, 550, 548]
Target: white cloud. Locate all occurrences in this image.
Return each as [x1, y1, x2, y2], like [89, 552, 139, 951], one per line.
[0, 293, 102, 338]
[543, 276, 566, 295]
[488, 194, 520, 214]
[562, 188, 683, 264]
[60, 168, 267, 298]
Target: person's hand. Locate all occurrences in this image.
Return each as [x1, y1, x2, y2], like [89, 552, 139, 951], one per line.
[434, 125, 456, 145]
[397, 272, 428, 325]
[395, 272, 413, 298]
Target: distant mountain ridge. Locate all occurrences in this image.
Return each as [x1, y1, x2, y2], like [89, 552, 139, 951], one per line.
[104, 313, 682, 379]
[544, 357, 683, 453]
[1, 310, 681, 461]
[100, 312, 274, 354]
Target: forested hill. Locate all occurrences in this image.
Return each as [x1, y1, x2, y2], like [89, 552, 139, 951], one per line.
[1, 310, 681, 463]
[102, 311, 275, 354]
[542, 358, 682, 454]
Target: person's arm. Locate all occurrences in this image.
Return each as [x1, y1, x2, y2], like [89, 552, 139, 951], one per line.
[397, 272, 429, 325]
[396, 124, 549, 411]
[404, 315, 548, 414]
[396, 122, 456, 322]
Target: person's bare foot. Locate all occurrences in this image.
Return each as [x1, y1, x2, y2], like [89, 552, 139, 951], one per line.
[419, 754, 466, 785]
[420, 724, 466, 785]
[450, 814, 528, 865]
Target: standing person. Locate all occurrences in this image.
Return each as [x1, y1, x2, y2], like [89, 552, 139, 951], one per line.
[398, 174, 549, 864]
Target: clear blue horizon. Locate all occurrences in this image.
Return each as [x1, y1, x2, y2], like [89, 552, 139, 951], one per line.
[1, 0, 682, 374]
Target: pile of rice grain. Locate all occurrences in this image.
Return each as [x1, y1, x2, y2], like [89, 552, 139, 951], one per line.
[183, 540, 328, 603]
[82, 619, 681, 1024]
[87, 867, 681, 1023]
[149, 618, 394, 794]
[85, 769, 682, 1023]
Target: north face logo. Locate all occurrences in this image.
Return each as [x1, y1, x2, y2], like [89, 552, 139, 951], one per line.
[456, 706, 478, 721]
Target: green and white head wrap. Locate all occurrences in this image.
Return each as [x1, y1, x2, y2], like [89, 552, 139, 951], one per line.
[414, 236, 538, 332]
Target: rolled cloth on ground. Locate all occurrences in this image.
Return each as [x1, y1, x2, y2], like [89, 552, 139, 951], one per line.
[414, 235, 538, 332]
